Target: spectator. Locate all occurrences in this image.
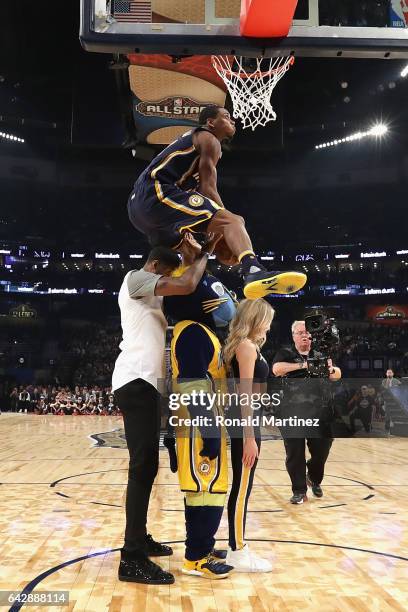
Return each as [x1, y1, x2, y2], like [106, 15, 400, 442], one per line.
[18, 389, 31, 413]
[381, 368, 401, 390]
[348, 385, 376, 433]
[9, 387, 19, 412]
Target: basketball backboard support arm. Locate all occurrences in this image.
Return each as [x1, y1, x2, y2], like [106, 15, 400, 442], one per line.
[240, 0, 299, 38]
[80, 0, 408, 59]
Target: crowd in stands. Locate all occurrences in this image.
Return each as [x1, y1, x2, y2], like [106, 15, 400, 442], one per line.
[63, 326, 121, 387]
[8, 385, 120, 415]
[338, 324, 408, 360]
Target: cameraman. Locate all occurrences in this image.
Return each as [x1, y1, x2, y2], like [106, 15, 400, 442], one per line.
[272, 320, 341, 504]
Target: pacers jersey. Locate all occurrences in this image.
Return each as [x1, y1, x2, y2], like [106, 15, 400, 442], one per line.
[170, 320, 228, 494]
[136, 127, 216, 191]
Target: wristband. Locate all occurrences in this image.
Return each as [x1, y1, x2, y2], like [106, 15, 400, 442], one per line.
[201, 251, 210, 259]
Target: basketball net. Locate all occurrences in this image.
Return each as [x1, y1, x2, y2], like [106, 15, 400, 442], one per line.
[212, 55, 294, 130]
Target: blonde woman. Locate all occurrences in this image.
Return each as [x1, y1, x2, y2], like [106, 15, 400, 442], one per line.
[223, 298, 275, 572]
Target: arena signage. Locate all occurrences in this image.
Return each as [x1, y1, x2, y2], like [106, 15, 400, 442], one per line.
[389, 0, 408, 27]
[9, 304, 37, 319]
[136, 97, 209, 121]
[367, 304, 408, 325]
[364, 288, 395, 295]
[295, 253, 314, 261]
[360, 251, 387, 258]
[95, 252, 120, 259]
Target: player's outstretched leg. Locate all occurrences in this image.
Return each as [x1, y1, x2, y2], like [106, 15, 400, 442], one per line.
[206, 209, 307, 298]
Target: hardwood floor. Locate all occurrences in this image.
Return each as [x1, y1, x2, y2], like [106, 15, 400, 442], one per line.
[1, 413, 407, 611]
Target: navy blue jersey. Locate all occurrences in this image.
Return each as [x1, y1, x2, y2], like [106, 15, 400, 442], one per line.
[136, 127, 215, 191]
[128, 127, 223, 248]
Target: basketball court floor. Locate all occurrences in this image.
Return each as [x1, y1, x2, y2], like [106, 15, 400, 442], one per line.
[1, 413, 407, 611]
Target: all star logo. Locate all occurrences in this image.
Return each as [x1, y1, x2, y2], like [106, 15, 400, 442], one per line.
[136, 97, 211, 121]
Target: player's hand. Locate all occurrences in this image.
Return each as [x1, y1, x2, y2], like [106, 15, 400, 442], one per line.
[184, 232, 202, 254]
[202, 233, 222, 255]
[179, 232, 202, 265]
[242, 438, 259, 469]
[200, 437, 220, 460]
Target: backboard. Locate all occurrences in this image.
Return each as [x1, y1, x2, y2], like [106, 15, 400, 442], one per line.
[81, 0, 408, 59]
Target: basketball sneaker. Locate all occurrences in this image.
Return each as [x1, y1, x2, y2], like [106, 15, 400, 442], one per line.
[290, 492, 308, 504]
[182, 555, 234, 579]
[226, 544, 272, 572]
[210, 548, 228, 561]
[144, 533, 173, 557]
[306, 475, 323, 498]
[243, 270, 307, 299]
[119, 553, 174, 585]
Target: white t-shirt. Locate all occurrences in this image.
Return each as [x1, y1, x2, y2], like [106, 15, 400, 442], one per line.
[112, 269, 167, 392]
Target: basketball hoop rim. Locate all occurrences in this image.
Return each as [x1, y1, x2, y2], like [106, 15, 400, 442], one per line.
[211, 55, 294, 79]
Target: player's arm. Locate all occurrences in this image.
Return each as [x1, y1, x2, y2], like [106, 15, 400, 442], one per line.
[128, 235, 219, 299]
[194, 131, 224, 206]
[155, 254, 209, 296]
[127, 258, 207, 299]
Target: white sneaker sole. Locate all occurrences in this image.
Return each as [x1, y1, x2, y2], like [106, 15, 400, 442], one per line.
[226, 563, 272, 573]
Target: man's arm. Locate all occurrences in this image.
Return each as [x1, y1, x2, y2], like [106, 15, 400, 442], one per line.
[272, 361, 307, 377]
[128, 260, 206, 299]
[194, 131, 224, 206]
[128, 235, 220, 299]
[155, 254, 209, 296]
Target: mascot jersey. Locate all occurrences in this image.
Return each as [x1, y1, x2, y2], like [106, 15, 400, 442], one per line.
[163, 268, 236, 564]
[164, 267, 236, 495]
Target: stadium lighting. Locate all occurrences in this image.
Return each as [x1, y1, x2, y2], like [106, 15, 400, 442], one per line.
[315, 123, 388, 150]
[369, 124, 388, 137]
[401, 64, 408, 78]
[0, 131, 25, 143]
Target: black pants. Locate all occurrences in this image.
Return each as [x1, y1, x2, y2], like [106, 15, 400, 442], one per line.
[350, 407, 372, 433]
[114, 378, 161, 553]
[283, 438, 333, 495]
[227, 432, 261, 550]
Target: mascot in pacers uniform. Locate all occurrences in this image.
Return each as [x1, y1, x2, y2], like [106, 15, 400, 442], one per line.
[163, 267, 236, 579]
[128, 104, 307, 300]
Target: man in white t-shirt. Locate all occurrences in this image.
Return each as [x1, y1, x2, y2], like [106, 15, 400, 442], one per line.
[113, 235, 219, 585]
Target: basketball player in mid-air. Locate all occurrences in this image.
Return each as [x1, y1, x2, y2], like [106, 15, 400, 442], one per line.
[128, 105, 307, 299]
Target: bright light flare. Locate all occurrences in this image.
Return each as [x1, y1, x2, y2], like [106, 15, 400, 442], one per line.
[369, 124, 388, 137]
[315, 123, 389, 150]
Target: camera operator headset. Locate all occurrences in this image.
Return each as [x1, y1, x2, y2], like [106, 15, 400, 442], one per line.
[272, 319, 341, 504]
